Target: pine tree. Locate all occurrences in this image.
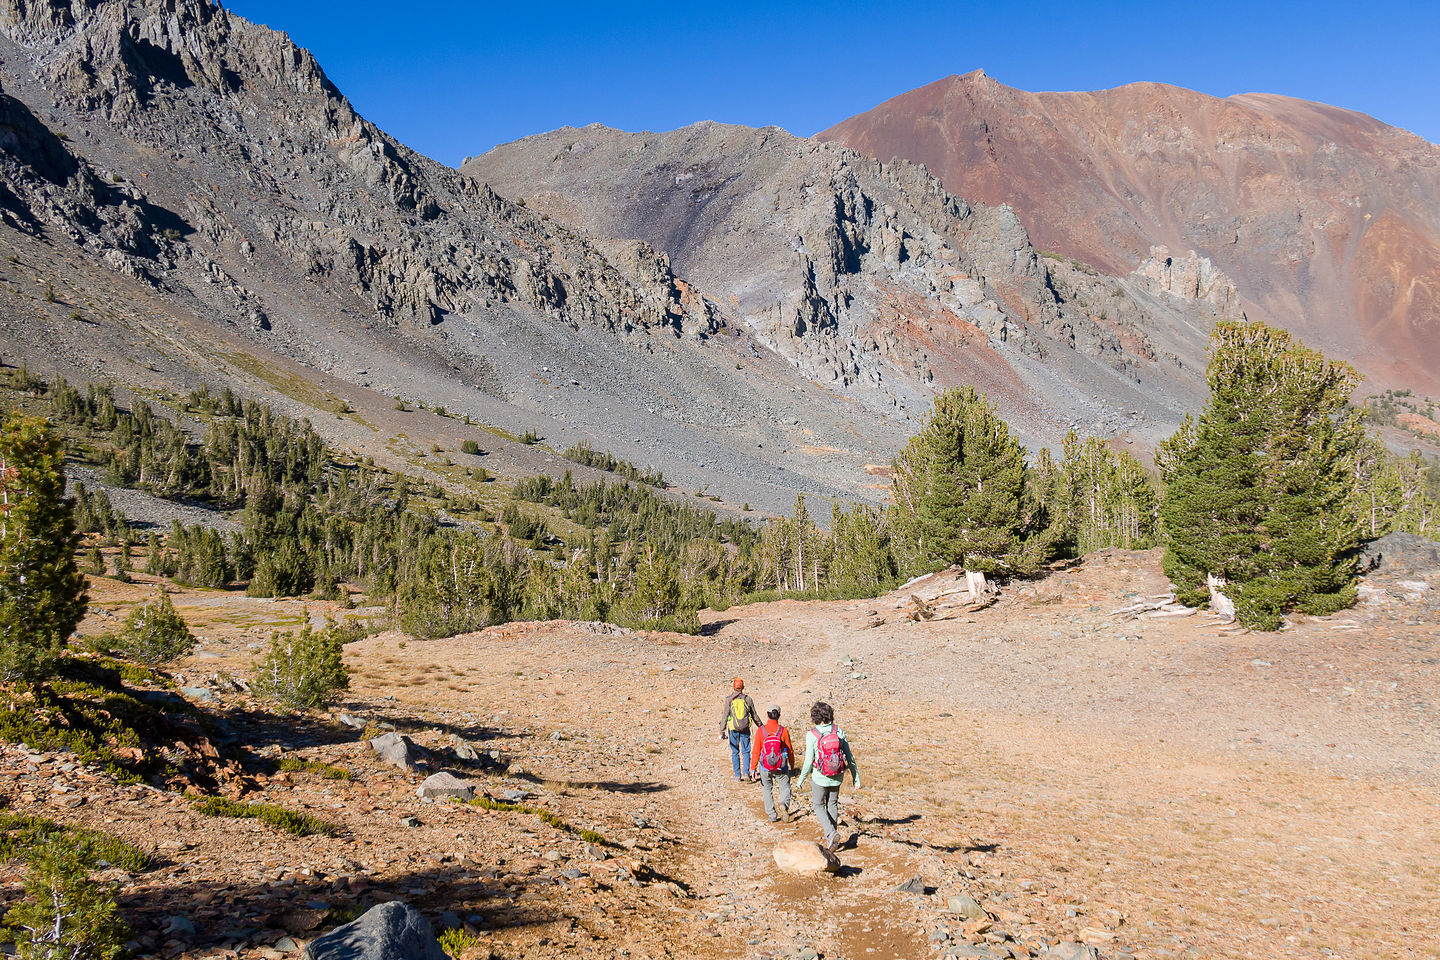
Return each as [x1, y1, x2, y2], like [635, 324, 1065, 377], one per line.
[891, 387, 1052, 589]
[1158, 321, 1365, 629]
[0, 415, 88, 683]
[112, 591, 195, 664]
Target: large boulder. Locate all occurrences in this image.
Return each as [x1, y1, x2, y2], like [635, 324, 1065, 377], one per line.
[302, 902, 451, 960]
[417, 772, 474, 802]
[370, 732, 424, 772]
[772, 839, 840, 874]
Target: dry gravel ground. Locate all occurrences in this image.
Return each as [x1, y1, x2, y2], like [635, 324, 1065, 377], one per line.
[5, 548, 1438, 960]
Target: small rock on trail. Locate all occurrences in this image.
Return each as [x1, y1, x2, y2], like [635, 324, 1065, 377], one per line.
[369, 731, 424, 772]
[772, 839, 840, 874]
[417, 771, 475, 801]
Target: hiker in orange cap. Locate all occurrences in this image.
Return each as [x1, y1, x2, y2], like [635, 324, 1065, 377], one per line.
[719, 678, 759, 782]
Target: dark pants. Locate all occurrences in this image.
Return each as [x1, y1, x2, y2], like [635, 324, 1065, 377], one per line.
[728, 730, 751, 779]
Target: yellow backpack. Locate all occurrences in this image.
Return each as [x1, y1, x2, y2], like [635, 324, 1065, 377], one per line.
[728, 694, 749, 731]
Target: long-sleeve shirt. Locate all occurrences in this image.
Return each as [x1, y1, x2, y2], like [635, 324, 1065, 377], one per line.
[749, 719, 794, 773]
[796, 723, 859, 788]
[719, 691, 759, 734]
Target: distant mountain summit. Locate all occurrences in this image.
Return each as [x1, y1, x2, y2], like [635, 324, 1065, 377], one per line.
[819, 70, 1440, 393]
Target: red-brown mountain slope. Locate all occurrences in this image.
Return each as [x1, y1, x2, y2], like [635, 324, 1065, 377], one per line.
[819, 70, 1440, 393]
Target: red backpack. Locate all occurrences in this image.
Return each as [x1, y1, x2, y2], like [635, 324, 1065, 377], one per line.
[813, 727, 846, 778]
[758, 725, 787, 772]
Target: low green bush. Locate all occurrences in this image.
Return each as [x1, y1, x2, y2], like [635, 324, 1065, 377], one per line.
[109, 592, 195, 665]
[8, 838, 127, 960]
[251, 616, 350, 710]
[437, 928, 484, 957]
[0, 810, 150, 871]
[464, 796, 611, 846]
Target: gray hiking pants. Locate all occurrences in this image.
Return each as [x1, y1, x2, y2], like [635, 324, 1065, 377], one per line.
[758, 768, 792, 820]
[811, 781, 841, 842]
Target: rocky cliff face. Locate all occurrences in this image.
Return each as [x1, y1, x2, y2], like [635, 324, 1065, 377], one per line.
[0, 0, 720, 343]
[0, 0, 911, 511]
[465, 123, 1224, 433]
[819, 70, 1440, 394]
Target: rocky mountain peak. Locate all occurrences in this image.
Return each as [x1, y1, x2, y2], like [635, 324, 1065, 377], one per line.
[819, 73, 1440, 393]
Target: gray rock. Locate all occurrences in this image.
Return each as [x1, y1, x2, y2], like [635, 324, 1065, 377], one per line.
[369, 732, 423, 772]
[337, 713, 365, 729]
[162, 916, 195, 938]
[274, 936, 299, 952]
[895, 875, 927, 894]
[945, 893, 987, 920]
[399, 816, 420, 828]
[179, 686, 215, 703]
[583, 843, 609, 861]
[501, 789, 531, 802]
[416, 772, 474, 802]
[449, 735, 480, 762]
[1047, 945, 1101, 960]
[303, 902, 450, 960]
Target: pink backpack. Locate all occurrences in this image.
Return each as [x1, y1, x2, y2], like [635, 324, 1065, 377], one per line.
[758, 726, 787, 772]
[813, 727, 846, 778]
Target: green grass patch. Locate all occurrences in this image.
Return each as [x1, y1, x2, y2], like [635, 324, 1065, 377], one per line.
[437, 928, 485, 956]
[0, 810, 151, 871]
[221, 350, 347, 414]
[191, 796, 340, 836]
[277, 756, 354, 780]
[462, 796, 612, 846]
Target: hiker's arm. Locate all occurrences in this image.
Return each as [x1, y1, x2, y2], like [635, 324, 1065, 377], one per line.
[796, 734, 815, 784]
[842, 736, 860, 788]
[749, 732, 762, 772]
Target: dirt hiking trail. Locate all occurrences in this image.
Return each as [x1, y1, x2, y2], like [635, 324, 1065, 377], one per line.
[9, 547, 1438, 960]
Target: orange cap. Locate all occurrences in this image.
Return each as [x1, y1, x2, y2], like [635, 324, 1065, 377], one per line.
[733, 677, 744, 690]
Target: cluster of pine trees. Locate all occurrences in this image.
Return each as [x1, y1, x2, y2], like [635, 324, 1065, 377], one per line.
[5, 322, 1437, 643]
[561, 442, 665, 488]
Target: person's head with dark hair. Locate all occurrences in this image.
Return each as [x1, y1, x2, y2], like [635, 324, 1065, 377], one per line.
[810, 701, 834, 726]
[767, 706, 780, 720]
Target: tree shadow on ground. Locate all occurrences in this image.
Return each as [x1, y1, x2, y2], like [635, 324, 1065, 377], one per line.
[116, 860, 594, 952]
[698, 619, 737, 637]
[510, 770, 672, 795]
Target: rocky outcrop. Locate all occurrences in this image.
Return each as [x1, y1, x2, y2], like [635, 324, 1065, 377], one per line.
[1132, 247, 1244, 321]
[464, 123, 1218, 414]
[0, 0, 717, 344]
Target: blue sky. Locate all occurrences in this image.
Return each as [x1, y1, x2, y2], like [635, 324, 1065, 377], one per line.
[225, 0, 1440, 166]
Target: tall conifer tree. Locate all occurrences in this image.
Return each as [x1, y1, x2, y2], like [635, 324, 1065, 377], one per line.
[891, 387, 1051, 585]
[1158, 321, 1365, 629]
[0, 415, 88, 682]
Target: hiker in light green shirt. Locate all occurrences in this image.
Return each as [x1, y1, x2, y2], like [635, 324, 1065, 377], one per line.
[796, 701, 859, 851]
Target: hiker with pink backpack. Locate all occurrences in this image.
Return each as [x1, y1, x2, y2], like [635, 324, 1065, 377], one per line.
[796, 701, 860, 851]
[749, 706, 795, 822]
